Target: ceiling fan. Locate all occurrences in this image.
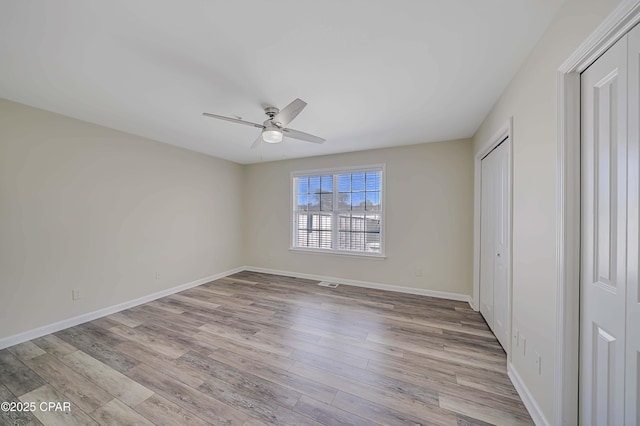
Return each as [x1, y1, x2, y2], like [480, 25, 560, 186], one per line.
[203, 98, 325, 149]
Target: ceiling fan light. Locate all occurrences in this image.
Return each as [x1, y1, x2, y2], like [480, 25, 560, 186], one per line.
[262, 129, 283, 143]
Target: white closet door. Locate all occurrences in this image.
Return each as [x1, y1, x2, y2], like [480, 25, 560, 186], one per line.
[492, 140, 509, 350]
[580, 34, 628, 425]
[479, 139, 509, 350]
[480, 150, 496, 330]
[626, 23, 640, 426]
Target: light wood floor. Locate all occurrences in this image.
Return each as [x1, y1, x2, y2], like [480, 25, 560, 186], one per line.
[0, 272, 533, 425]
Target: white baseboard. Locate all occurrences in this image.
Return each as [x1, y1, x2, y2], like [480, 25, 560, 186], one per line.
[0, 266, 244, 350]
[508, 363, 550, 426]
[244, 266, 472, 304]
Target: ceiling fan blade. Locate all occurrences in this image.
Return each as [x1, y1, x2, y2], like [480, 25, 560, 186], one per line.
[250, 133, 263, 149]
[272, 98, 307, 127]
[282, 128, 325, 144]
[203, 113, 264, 129]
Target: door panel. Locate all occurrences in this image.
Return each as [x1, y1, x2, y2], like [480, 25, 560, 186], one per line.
[593, 325, 617, 425]
[594, 73, 617, 289]
[479, 139, 509, 350]
[493, 141, 509, 349]
[580, 34, 627, 425]
[480, 151, 495, 329]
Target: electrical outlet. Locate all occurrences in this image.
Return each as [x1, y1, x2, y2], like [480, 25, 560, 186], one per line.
[535, 352, 542, 375]
[72, 290, 81, 301]
[415, 268, 422, 277]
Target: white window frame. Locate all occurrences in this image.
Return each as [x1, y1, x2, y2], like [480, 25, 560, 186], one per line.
[290, 164, 386, 258]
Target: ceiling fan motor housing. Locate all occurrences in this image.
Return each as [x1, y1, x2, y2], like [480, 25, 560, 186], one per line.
[264, 106, 279, 119]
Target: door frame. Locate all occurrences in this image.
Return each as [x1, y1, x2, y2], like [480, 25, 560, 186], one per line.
[472, 118, 513, 356]
[556, 1, 640, 424]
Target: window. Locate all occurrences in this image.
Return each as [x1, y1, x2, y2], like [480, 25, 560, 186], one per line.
[292, 166, 384, 256]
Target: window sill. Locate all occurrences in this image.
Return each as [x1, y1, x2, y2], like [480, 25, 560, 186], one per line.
[289, 247, 387, 259]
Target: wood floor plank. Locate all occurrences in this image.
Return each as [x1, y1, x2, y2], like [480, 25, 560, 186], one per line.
[54, 327, 139, 373]
[0, 271, 532, 425]
[24, 354, 114, 414]
[168, 293, 222, 311]
[209, 308, 296, 333]
[8, 341, 46, 362]
[401, 351, 511, 385]
[59, 351, 154, 407]
[0, 383, 42, 426]
[288, 362, 455, 424]
[197, 324, 293, 356]
[91, 398, 155, 426]
[255, 326, 321, 345]
[242, 417, 271, 426]
[121, 305, 203, 336]
[195, 332, 295, 371]
[138, 322, 219, 356]
[107, 312, 142, 328]
[196, 295, 276, 318]
[439, 395, 534, 426]
[194, 282, 236, 296]
[290, 323, 365, 343]
[115, 340, 206, 389]
[455, 374, 522, 401]
[456, 413, 495, 426]
[91, 316, 123, 331]
[31, 334, 78, 358]
[198, 378, 322, 426]
[187, 311, 263, 335]
[108, 325, 189, 359]
[178, 350, 301, 408]
[365, 359, 458, 394]
[133, 393, 211, 426]
[332, 390, 454, 426]
[290, 349, 441, 408]
[74, 322, 126, 347]
[0, 349, 46, 396]
[293, 395, 372, 426]
[208, 348, 338, 404]
[126, 363, 247, 425]
[367, 333, 505, 373]
[315, 335, 405, 360]
[287, 314, 372, 340]
[19, 385, 97, 426]
[290, 343, 369, 369]
[439, 388, 531, 420]
[145, 300, 186, 314]
[411, 318, 495, 339]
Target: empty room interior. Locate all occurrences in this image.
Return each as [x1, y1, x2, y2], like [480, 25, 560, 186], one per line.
[1, 0, 638, 425]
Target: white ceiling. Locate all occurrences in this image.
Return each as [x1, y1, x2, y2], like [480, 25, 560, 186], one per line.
[0, 0, 563, 164]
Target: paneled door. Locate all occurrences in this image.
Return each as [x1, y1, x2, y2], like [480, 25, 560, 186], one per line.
[479, 138, 509, 351]
[626, 23, 640, 426]
[580, 29, 630, 425]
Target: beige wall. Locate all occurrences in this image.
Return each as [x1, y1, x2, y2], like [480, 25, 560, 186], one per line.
[472, 0, 621, 419]
[243, 139, 474, 296]
[0, 98, 244, 339]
